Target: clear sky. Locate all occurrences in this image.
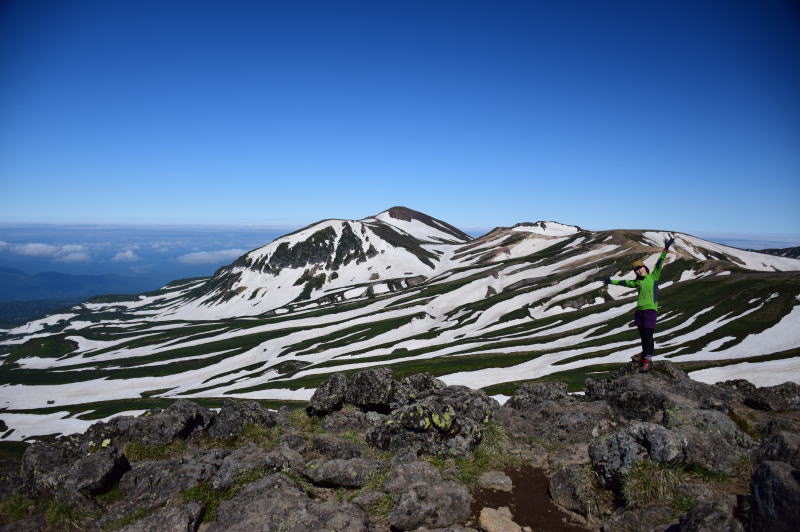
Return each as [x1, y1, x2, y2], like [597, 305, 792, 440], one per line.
[1, 0, 798, 235]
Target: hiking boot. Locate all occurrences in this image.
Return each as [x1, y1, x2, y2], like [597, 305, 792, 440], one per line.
[631, 353, 643, 363]
[639, 359, 652, 373]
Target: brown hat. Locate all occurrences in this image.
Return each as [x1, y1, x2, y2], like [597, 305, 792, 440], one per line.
[632, 260, 646, 270]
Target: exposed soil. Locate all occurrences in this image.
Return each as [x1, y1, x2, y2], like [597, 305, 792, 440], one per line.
[470, 465, 588, 531]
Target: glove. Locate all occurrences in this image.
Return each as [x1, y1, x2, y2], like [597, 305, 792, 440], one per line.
[664, 234, 675, 250]
[603, 277, 612, 285]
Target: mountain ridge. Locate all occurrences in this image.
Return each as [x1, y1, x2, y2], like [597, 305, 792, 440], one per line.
[1, 207, 799, 441]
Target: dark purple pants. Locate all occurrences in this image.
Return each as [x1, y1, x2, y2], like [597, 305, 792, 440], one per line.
[634, 310, 657, 359]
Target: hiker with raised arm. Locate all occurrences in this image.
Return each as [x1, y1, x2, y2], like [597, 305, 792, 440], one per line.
[603, 234, 675, 373]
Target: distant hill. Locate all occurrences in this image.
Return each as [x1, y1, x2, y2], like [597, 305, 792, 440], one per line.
[751, 246, 800, 259]
[0, 266, 156, 302]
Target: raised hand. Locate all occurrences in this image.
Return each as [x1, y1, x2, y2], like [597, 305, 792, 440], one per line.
[603, 277, 612, 285]
[664, 234, 675, 250]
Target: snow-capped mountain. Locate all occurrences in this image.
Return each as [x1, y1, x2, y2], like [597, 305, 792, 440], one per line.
[1, 207, 799, 440]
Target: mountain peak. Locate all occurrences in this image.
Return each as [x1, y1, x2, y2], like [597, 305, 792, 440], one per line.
[373, 206, 472, 243]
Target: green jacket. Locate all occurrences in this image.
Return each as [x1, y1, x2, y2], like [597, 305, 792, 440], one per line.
[609, 250, 668, 311]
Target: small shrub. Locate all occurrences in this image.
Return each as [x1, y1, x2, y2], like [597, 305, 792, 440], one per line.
[288, 408, 323, 434]
[45, 499, 94, 530]
[685, 464, 728, 483]
[240, 423, 282, 448]
[368, 493, 394, 526]
[95, 484, 125, 507]
[728, 411, 760, 441]
[124, 438, 187, 462]
[622, 459, 689, 508]
[181, 483, 228, 523]
[572, 464, 614, 519]
[0, 494, 35, 523]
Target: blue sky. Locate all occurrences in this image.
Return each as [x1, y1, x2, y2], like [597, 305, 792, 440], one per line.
[1, 0, 799, 235]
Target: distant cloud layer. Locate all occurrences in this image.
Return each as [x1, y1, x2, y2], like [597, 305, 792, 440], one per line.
[112, 250, 140, 262]
[57, 252, 92, 263]
[11, 243, 61, 257]
[177, 249, 245, 265]
[6, 242, 92, 262]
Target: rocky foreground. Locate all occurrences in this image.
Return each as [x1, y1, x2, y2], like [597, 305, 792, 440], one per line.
[1, 363, 799, 531]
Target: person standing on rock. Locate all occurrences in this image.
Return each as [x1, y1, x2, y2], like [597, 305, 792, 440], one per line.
[603, 234, 675, 373]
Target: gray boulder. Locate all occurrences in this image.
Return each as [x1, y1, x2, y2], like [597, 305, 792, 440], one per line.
[746, 382, 800, 411]
[312, 433, 364, 459]
[20, 440, 129, 499]
[95, 399, 215, 447]
[586, 362, 739, 422]
[206, 398, 277, 439]
[602, 504, 676, 531]
[206, 473, 369, 532]
[211, 444, 304, 490]
[663, 406, 755, 475]
[506, 382, 568, 410]
[98, 449, 227, 528]
[64, 446, 130, 497]
[389, 481, 471, 530]
[385, 460, 443, 492]
[278, 432, 307, 454]
[750, 460, 800, 532]
[589, 422, 686, 486]
[118, 501, 204, 532]
[306, 372, 348, 416]
[401, 372, 446, 401]
[753, 430, 800, 469]
[345, 367, 400, 413]
[307, 457, 388, 488]
[322, 408, 373, 432]
[497, 399, 618, 445]
[677, 501, 744, 532]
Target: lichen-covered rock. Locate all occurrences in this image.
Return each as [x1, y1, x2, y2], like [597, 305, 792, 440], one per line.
[750, 460, 800, 532]
[365, 385, 498, 456]
[306, 373, 348, 416]
[64, 446, 130, 497]
[746, 382, 800, 412]
[401, 373, 446, 401]
[118, 501, 204, 532]
[206, 473, 369, 531]
[506, 382, 568, 410]
[663, 406, 755, 475]
[345, 367, 400, 413]
[20, 439, 129, 499]
[307, 457, 388, 488]
[312, 433, 364, 459]
[389, 481, 471, 530]
[211, 444, 304, 490]
[94, 399, 215, 447]
[206, 398, 277, 439]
